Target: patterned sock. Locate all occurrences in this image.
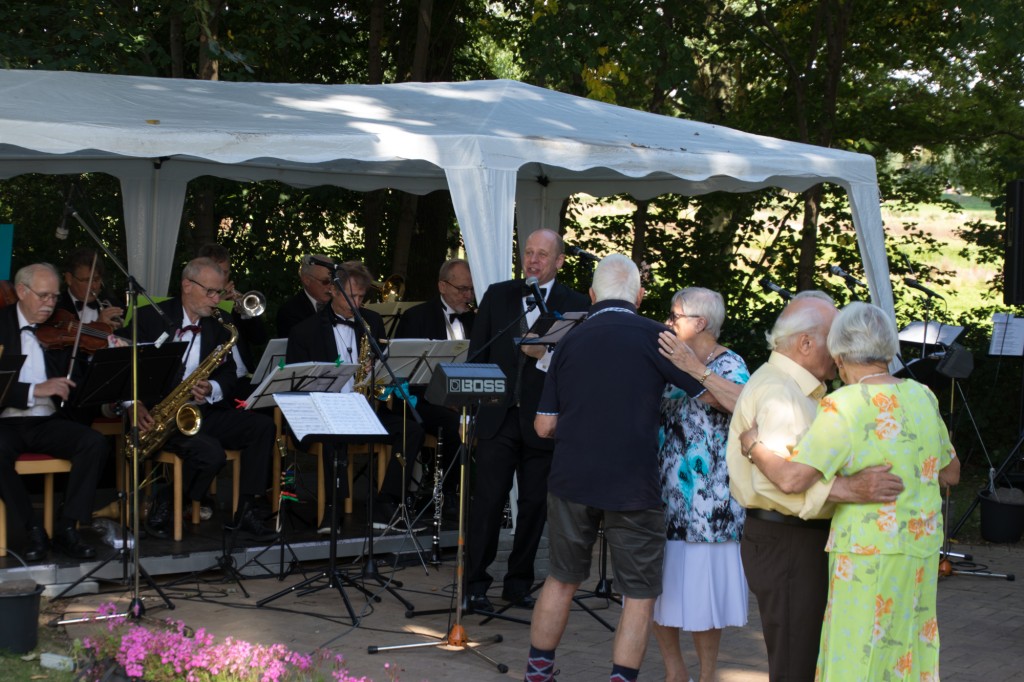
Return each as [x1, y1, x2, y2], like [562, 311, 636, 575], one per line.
[609, 663, 640, 682]
[524, 645, 556, 682]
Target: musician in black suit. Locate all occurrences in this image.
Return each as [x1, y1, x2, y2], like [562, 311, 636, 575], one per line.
[394, 258, 475, 516]
[0, 263, 108, 561]
[465, 229, 590, 612]
[55, 246, 124, 329]
[127, 257, 275, 540]
[286, 261, 425, 531]
[276, 254, 335, 338]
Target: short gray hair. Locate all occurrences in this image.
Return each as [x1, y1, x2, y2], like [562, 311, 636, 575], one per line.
[300, 254, 332, 277]
[671, 287, 726, 338]
[182, 257, 223, 282]
[827, 301, 899, 364]
[15, 263, 59, 286]
[438, 258, 470, 281]
[767, 290, 835, 351]
[592, 254, 640, 302]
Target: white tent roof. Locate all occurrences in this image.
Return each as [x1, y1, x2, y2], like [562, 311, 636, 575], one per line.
[0, 69, 891, 311]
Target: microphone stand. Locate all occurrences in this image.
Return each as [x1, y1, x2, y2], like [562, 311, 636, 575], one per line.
[329, 269, 422, 610]
[52, 189, 174, 617]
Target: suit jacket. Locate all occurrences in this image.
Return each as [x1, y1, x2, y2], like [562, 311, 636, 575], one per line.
[55, 290, 123, 321]
[286, 306, 387, 365]
[0, 304, 79, 410]
[468, 279, 589, 447]
[394, 297, 475, 341]
[126, 298, 239, 405]
[276, 290, 319, 339]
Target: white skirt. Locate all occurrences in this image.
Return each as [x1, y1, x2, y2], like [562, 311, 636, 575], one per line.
[653, 540, 749, 631]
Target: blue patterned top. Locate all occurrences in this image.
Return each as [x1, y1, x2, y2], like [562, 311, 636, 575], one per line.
[658, 349, 749, 542]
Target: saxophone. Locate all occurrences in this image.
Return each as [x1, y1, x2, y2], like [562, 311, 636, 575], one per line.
[128, 311, 238, 461]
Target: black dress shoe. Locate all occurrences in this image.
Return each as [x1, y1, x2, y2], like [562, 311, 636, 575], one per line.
[226, 504, 278, 542]
[23, 526, 49, 562]
[466, 593, 495, 613]
[52, 526, 97, 560]
[145, 494, 172, 540]
[502, 589, 537, 609]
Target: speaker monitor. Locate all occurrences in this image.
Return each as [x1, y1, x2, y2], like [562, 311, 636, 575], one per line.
[1004, 179, 1024, 305]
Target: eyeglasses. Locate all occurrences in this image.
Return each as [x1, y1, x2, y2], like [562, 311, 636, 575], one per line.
[668, 312, 702, 323]
[444, 281, 475, 295]
[24, 286, 60, 303]
[187, 278, 227, 299]
[307, 275, 333, 287]
[70, 273, 102, 284]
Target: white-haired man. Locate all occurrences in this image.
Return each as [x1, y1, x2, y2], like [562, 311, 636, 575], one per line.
[728, 290, 904, 682]
[524, 254, 705, 682]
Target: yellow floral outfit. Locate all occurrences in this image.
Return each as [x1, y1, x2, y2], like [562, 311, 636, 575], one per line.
[790, 380, 955, 682]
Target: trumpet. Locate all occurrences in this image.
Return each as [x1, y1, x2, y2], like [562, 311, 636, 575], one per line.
[98, 298, 124, 327]
[225, 288, 266, 319]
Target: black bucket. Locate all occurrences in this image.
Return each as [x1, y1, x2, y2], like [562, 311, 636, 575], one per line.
[0, 577, 44, 653]
[979, 488, 1024, 543]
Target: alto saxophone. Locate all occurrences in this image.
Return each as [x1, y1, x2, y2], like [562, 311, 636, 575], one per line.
[128, 311, 238, 461]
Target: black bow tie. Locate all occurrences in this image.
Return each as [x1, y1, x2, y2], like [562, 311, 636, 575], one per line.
[74, 299, 100, 312]
[179, 324, 201, 337]
[333, 316, 357, 329]
[523, 286, 548, 299]
[448, 311, 471, 324]
[20, 324, 36, 333]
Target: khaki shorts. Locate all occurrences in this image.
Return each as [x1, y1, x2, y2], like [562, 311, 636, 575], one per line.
[546, 493, 666, 599]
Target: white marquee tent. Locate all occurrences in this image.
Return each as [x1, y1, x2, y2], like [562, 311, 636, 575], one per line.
[0, 69, 891, 312]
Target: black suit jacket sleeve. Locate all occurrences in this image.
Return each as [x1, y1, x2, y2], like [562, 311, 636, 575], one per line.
[276, 291, 317, 338]
[285, 307, 387, 365]
[0, 305, 79, 409]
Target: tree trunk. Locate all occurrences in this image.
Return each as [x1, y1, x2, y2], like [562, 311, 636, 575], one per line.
[631, 200, 650, 266]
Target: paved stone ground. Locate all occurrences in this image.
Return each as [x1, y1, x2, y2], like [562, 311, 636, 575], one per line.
[43, 540, 1023, 681]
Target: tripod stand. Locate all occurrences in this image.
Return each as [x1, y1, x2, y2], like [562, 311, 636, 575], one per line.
[258, 443, 381, 624]
[368, 405, 507, 673]
[568, 524, 618, 632]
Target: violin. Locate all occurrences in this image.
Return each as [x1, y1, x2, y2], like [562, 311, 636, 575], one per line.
[35, 308, 114, 354]
[0, 280, 17, 308]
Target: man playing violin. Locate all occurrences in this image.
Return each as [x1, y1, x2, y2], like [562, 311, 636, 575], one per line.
[56, 247, 124, 329]
[0, 263, 109, 561]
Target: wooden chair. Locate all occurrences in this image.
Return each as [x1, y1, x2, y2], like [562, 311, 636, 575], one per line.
[148, 449, 241, 541]
[0, 454, 73, 558]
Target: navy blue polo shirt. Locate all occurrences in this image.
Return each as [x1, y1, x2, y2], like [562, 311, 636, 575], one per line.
[538, 299, 705, 511]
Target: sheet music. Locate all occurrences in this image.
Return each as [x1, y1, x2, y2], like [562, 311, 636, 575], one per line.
[374, 338, 471, 386]
[275, 392, 387, 442]
[989, 313, 1024, 357]
[897, 320, 963, 347]
[251, 338, 288, 384]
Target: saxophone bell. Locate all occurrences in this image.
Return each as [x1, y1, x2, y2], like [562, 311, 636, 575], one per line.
[175, 403, 202, 436]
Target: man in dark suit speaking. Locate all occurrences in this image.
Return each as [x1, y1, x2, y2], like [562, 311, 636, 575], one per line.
[394, 258, 475, 520]
[465, 229, 589, 612]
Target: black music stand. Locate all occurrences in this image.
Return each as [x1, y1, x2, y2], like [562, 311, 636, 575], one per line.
[370, 362, 508, 674]
[256, 392, 390, 624]
[53, 344, 186, 605]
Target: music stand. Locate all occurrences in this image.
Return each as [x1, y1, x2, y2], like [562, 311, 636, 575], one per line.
[52, 343, 186, 605]
[365, 301, 424, 339]
[249, 338, 288, 386]
[370, 363, 508, 674]
[256, 392, 390, 624]
[243, 361, 357, 410]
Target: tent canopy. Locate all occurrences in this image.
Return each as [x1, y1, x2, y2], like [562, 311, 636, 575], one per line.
[0, 69, 890, 312]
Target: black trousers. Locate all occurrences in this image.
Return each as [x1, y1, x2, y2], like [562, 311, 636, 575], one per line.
[0, 415, 108, 528]
[163, 407, 275, 502]
[741, 515, 830, 682]
[466, 407, 551, 597]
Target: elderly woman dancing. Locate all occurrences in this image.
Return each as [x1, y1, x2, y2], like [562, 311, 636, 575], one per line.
[741, 301, 959, 682]
[655, 287, 750, 682]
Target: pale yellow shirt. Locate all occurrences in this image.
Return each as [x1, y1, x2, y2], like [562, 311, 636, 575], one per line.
[727, 351, 836, 520]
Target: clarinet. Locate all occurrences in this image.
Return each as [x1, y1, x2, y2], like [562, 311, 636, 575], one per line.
[430, 427, 444, 566]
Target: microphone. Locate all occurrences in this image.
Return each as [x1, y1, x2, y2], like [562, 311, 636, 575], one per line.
[565, 244, 599, 262]
[829, 264, 867, 289]
[525, 276, 549, 315]
[759, 278, 793, 301]
[306, 256, 337, 271]
[55, 185, 73, 240]
[904, 277, 944, 299]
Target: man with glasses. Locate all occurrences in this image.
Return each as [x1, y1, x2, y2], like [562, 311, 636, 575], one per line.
[276, 254, 335, 338]
[56, 247, 124, 328]
[0, 263, 109, 561]
[127, 257, 276, 541]
[395, 258, 476, 521]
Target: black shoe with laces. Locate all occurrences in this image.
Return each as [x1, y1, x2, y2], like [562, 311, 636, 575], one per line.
[145, 489, 172, 540]
[24, 525, 49, 562]
[226, 502, 278, 542]
[53, 525, 97, 560]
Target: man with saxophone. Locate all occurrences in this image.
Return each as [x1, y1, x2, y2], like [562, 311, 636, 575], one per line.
[126, 257, 276, 541]
[394, 258, 476, 521]
[286, 260, 425, 532]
